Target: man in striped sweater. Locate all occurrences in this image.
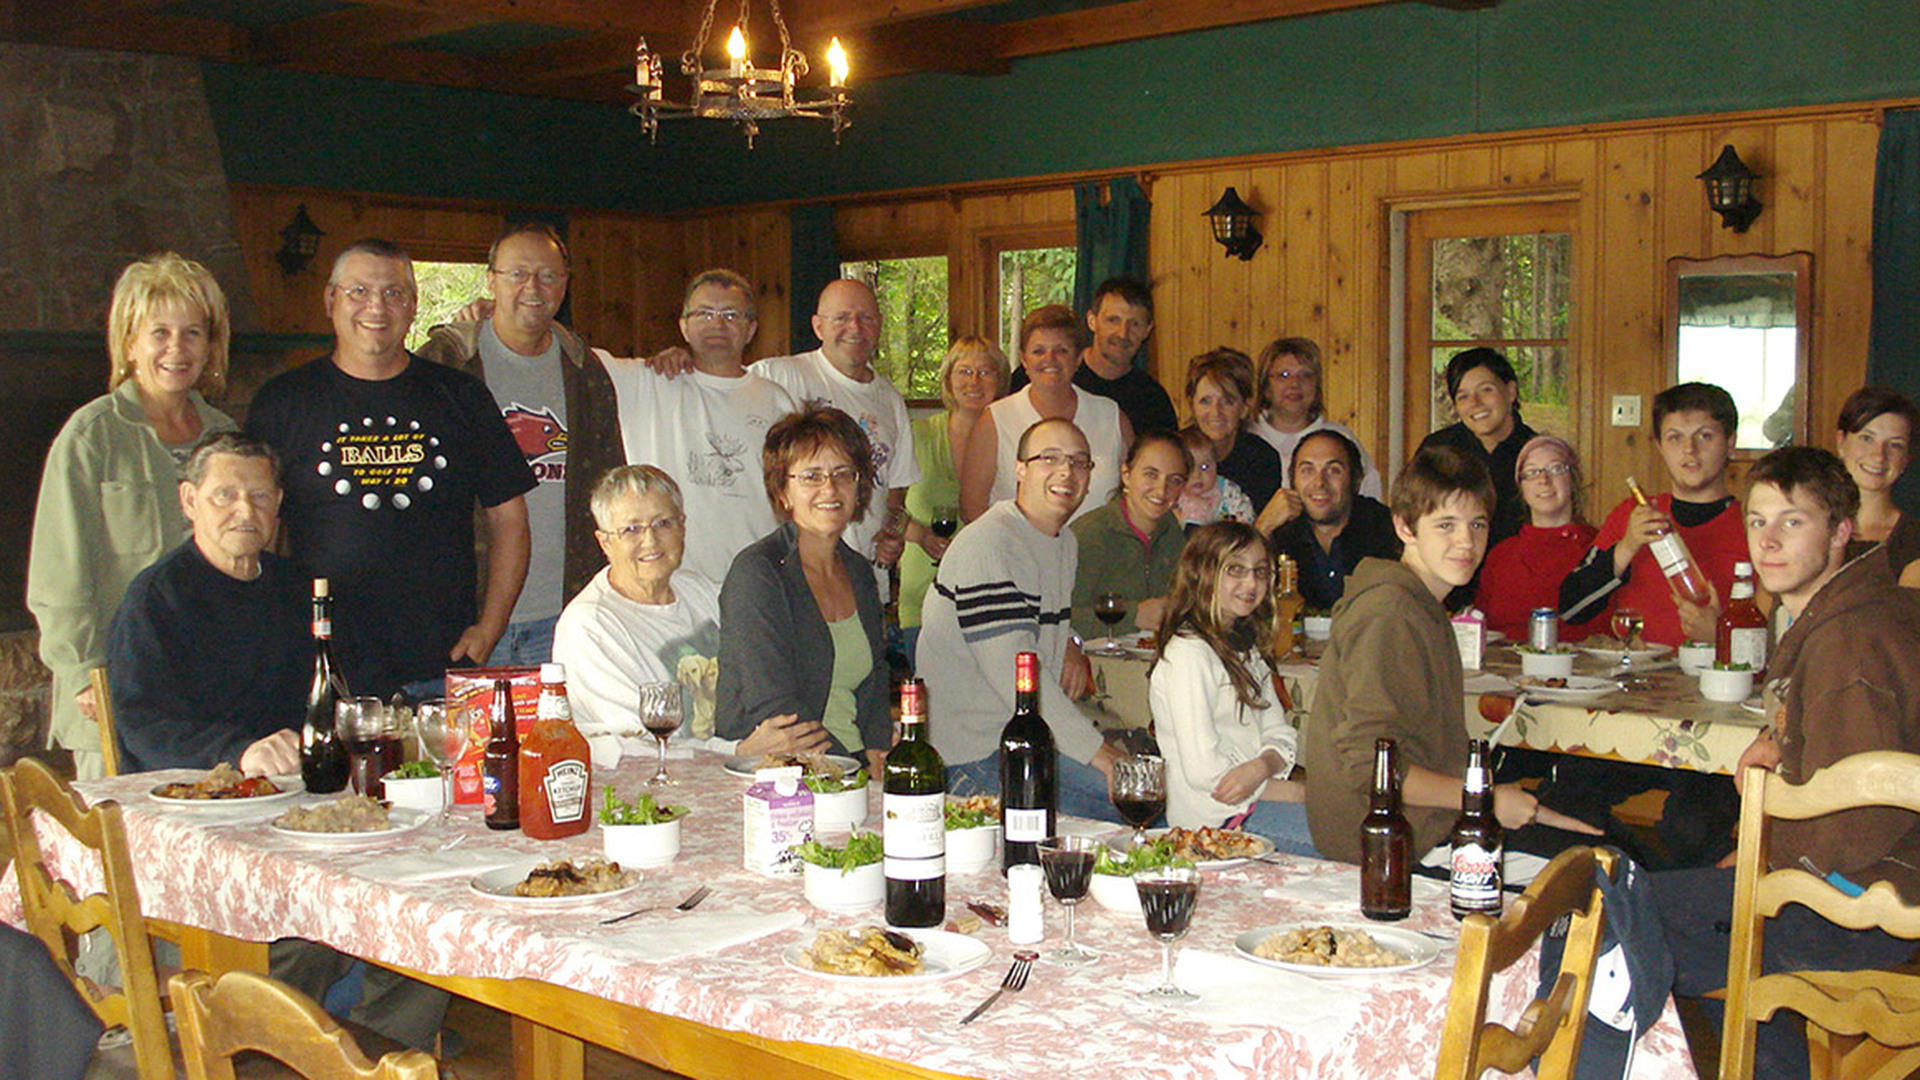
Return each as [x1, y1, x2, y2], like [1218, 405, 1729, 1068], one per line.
[919, 417, 1124, 822]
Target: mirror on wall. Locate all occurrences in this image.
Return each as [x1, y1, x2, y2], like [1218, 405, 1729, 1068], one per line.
[1666, 252, 1812, 453]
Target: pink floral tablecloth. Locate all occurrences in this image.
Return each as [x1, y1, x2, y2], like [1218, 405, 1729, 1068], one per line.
[7, 757, 1699, 1080]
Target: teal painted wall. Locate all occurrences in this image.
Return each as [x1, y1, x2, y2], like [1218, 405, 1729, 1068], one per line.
[202, 0, 1920, 214]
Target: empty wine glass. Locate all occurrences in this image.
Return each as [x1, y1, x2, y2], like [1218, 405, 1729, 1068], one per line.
[1110, 755, 1167, 847]
[1093, 592, 1129, 656]
[411, 698, 467, 821]
[1038, 836, 1101, 967]
[1133, 865, 1200, 1004]
[639, 682, 683, 786]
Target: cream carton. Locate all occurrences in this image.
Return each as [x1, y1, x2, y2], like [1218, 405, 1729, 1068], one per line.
[1451, 608, 1486, 672]
[743, 767, 814, 876]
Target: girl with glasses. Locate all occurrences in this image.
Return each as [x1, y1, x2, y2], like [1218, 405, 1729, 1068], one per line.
[1473, 434, 1599, 642]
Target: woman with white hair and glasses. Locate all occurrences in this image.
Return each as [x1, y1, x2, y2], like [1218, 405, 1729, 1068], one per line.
[28, 252, 238, 778]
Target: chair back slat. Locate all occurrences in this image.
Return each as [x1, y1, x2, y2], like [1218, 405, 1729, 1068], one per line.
[91, 665, 122, 777]
[0, 757, 171, 1080]
[1434, 845, 1614, 1080]
[170, 970, 439, 1080]
[1720, 752, 1920, 1080]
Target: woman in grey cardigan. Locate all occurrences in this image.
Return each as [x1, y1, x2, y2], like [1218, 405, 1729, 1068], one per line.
[715, 405, 892, 776]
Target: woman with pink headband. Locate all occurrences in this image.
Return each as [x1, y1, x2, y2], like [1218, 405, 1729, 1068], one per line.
[1474, 434, 1598, 641]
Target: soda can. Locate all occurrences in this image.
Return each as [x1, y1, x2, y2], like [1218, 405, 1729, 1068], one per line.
[1529, 608, 1559, 652]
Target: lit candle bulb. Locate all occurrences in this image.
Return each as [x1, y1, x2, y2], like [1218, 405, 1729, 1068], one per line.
[634, 38, 653, 89]
[727, 26, 747, 79]
[826, 37, 848, 89]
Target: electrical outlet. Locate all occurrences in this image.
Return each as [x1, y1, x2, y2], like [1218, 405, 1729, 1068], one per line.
[1610, 395, 1642, 427]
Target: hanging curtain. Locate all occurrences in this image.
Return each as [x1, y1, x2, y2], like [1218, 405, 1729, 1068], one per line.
[1869, 108, 1920, 513]
[789, 204, 839, 353]
[1074, 177, 1151, 364]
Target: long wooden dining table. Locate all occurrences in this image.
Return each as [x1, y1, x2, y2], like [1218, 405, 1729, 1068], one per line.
[5, 753, 1701, 1080]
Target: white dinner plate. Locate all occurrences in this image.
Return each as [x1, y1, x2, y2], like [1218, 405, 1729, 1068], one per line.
[1104, 828, 1275, 871]
[1578, 643, 1674, 666]
[266, 806, 430, 849]
[1513, 675, 1620, 703]
[150, 774, 304, 809]
[468, 861, 643, 907]
[783, 928, 991, 986]
[724, 754, 861, 779]
[1233, 924, 1442, 977]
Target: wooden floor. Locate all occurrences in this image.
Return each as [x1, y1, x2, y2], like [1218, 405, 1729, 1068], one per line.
[438, 995, 686, 1080]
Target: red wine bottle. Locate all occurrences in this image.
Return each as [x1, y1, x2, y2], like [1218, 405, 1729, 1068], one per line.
[300, 578, 350, 794]
[999, 652, 1056, 873]
[884, 679, 946, 927]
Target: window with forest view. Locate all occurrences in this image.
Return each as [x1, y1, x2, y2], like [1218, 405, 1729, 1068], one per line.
[842, 256, 949, 402]
[1428, 233, 1572, 438]
[406, 261, 489, 353]
[997, 247, 1076, 360]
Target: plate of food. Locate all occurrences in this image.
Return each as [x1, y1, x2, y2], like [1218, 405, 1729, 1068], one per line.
[1111, 826, 1274, 870]
[1119, 631, 1159, 660]
[150, 764, 303, 808]
[469, 859, 642, 906]
[783, 926, 991, 985]
[266, 796, 428, 848]
[1513, 675, 1620, 703]
[1233, 924, 1441, 977]
[1578, 639, 1674, 666]
[724, 752, 861, 779]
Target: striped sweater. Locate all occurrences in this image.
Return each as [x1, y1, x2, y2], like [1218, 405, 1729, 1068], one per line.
[918, 500, 1106, 766]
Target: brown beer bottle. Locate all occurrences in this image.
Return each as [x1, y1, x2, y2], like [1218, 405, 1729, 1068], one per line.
[483, 678, 519, 831]
[1360, 738, 1412, 921]
[1448, 739, 1503, 919]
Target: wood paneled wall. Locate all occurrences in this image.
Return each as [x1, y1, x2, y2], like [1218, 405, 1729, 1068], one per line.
[673, 208, 792, 363]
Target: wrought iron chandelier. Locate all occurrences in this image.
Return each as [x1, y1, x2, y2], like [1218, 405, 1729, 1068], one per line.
[628, 0, 850, 149]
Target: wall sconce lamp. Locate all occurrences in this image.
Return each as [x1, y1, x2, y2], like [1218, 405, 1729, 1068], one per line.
[1697, 145, 1763, 233]
[1204, 186, 1263, 260]
[275, 203, 325, 276]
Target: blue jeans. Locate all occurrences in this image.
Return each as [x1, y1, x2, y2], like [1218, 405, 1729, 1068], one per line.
[1237, 801, 1319, 858]
[948, 753, 1126, 825]
[489, 614, 558, 668]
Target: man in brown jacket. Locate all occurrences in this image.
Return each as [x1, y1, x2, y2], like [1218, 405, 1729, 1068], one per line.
[1654, 446, 1920, 1080]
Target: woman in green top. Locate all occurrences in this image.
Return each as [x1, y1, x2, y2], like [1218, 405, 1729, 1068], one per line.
[1070, 431, 1193, 642]
[28, 253, 238, 778]
[900, 337, 1009, 665]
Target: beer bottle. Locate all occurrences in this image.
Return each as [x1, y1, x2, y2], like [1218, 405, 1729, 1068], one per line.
[483, 678, 519, 831]
[1448, 739, 1503, 919]
[1360, 738, 1412, 921]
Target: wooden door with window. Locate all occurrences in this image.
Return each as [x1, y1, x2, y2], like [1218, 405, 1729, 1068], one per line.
[1404, 203, 1577, 455]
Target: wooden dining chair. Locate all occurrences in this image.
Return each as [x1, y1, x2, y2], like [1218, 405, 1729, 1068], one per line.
[1720, 751, 1920, 1080]
[91, 665, 123, 777]
[0, 755, 172, 1080]
[168, 970, 439, 1080]
[1434, 845, 1616, 1080]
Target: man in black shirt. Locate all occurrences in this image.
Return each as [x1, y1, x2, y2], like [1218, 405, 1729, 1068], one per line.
[248, 238, 536, 700]
[1266, 429, 1400, 610]
[1009, 277, 1179, 437]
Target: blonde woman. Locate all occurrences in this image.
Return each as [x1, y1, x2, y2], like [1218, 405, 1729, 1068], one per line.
[29, 253, 238, 777]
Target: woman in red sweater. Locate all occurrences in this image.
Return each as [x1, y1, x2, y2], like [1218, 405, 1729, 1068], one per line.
[1474, 435, 1598, 641]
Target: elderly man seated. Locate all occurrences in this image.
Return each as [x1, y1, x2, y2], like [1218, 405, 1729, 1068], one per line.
[105, 432, 303, 775]
[553, 464, 831, 765]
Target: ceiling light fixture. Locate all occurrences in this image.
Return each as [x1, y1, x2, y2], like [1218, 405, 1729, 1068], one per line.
[628, 0, 850, 149]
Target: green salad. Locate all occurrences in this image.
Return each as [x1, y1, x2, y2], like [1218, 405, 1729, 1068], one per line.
[944, 795, 999, 830]
[795, 830, 882, 872]
[1092, 838, 1195, 876]
[597, 788, 689, 826]
[390, 759, 439, 779]
[803, 767, 868, 795]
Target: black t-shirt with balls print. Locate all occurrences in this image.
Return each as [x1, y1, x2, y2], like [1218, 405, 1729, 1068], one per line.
[247, 355, 536, 695]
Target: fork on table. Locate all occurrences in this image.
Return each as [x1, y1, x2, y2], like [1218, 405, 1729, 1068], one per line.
[600, 884, 712, 925]
[958, 950, 1036, 1025]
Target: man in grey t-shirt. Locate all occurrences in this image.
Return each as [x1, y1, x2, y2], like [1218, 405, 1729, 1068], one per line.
[417, 223, 623, 664]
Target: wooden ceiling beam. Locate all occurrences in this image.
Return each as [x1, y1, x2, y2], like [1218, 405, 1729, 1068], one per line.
[26, 12, 248, 59]
[854, 18, 1007, 78]
[309, 0, 682, 36]
[996, 0, 1398, 59]
[13, 0, 173, 42]
[253, 8, 495, 65]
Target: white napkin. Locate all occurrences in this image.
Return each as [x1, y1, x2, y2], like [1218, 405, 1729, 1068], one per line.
[601, 909, 807, 964]
[1463, 673, 1516, 694]
[353, 847, 531, 884]
[143, 801, 292, 827]
[1264, 865, 1448, 907]
[1123, 949, 1365, 1029]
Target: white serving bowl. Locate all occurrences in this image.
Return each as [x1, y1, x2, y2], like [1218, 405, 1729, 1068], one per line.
[1677, 641, 1716, 676]
[811, 783, 870, 835]
[1089, 871, 1141, 917]
[1518, 649, 1576, 679]
[379, 773, 444, 813]
[1699, 667, 1755, 704]
[802, 860, 884, 914]
[946, 825, 1000, 874]
[1302, 615, 1333, 642]
[602, 816, 684, 869]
